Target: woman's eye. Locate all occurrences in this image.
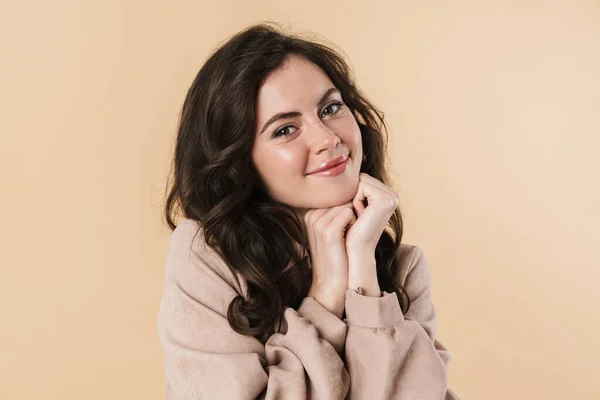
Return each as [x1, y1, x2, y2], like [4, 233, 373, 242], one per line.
[273, 125, 296, 138]
[322, 101, 343, 116]
[271, 101, 343, 139]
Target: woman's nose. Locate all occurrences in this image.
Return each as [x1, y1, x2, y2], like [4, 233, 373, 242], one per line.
[307, 119, 340, 152]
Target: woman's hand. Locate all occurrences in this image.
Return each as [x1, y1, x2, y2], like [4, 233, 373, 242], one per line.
[345, 173, 399, 253]
[344, 173, 399, 296]
[304, 202, 357, 318]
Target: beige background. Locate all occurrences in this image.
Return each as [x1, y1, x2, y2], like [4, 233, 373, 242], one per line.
[1, 0, 599, 399]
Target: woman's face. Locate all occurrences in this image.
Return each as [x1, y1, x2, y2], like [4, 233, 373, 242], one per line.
[252, 54, 363, 217]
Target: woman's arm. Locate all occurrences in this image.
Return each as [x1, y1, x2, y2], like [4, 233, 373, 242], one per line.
[342, 245, 460, 400]
[157, 220, 350, 399]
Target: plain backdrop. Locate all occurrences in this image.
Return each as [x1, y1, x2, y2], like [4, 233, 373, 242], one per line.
[1, 0, 599, 399]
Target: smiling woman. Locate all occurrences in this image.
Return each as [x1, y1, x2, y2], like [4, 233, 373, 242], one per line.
[252, 54, 363, 212]
[158, 21, 459, 399]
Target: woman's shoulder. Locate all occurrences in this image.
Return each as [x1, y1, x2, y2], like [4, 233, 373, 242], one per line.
[166, 218, 211, 262]
[169, 218, 203, 243]
[394, 243, 430, 289]
[165, 218, 249, 299]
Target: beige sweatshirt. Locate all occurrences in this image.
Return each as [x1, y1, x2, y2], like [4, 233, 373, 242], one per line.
[157, 219, 460, 399]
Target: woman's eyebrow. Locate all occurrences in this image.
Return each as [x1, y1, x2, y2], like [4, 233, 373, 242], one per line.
[260, 87, 340, 135]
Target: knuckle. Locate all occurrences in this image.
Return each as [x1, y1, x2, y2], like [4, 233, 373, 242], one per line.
[304, 210, 312, 223]
[313, 217, 325, 231]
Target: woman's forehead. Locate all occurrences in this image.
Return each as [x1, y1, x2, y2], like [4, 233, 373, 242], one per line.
[258, 56, 332, 105]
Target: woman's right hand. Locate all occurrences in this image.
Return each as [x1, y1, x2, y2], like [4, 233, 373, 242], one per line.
[303, 201, 357, 319]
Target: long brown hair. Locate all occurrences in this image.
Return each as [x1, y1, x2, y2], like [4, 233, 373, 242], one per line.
[163, 22, 410, 344]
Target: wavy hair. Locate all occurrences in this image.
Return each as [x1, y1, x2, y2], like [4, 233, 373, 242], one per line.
[163, 22, 410, 344]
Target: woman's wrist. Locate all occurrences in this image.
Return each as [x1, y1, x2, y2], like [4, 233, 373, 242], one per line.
[347, 252, 381, 297]
[308, 283, 346, 319]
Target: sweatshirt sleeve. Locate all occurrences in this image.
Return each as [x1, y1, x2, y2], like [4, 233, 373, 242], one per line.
[342, 245, 460, 400]
[157, 221, 350, 400]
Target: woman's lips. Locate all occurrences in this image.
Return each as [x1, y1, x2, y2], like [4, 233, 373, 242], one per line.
[307, 154, 349, 174]
[307, 158, 349, 177]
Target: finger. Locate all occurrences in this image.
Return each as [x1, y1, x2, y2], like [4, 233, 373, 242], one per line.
[305, 208, 329, 246]
[360, 179, 399, 209]
[328, 207, 356, 237]
[305, 208, 328, 228]
[354, 178, 392, 212]
[317, 202, 353, 229]
[352, 185, 367, 216]
[360, 173, 397, 199]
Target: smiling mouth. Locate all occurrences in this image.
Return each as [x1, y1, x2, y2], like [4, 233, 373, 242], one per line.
[306, 157, 349, 177]
[306, 153, 349, 175]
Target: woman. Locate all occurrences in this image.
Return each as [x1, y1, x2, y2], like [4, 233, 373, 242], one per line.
[158, 22, 459, 399]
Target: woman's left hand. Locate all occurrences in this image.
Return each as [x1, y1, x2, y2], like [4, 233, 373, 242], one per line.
[344, 173, 399, 296]
[345, 173, 399, 255]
